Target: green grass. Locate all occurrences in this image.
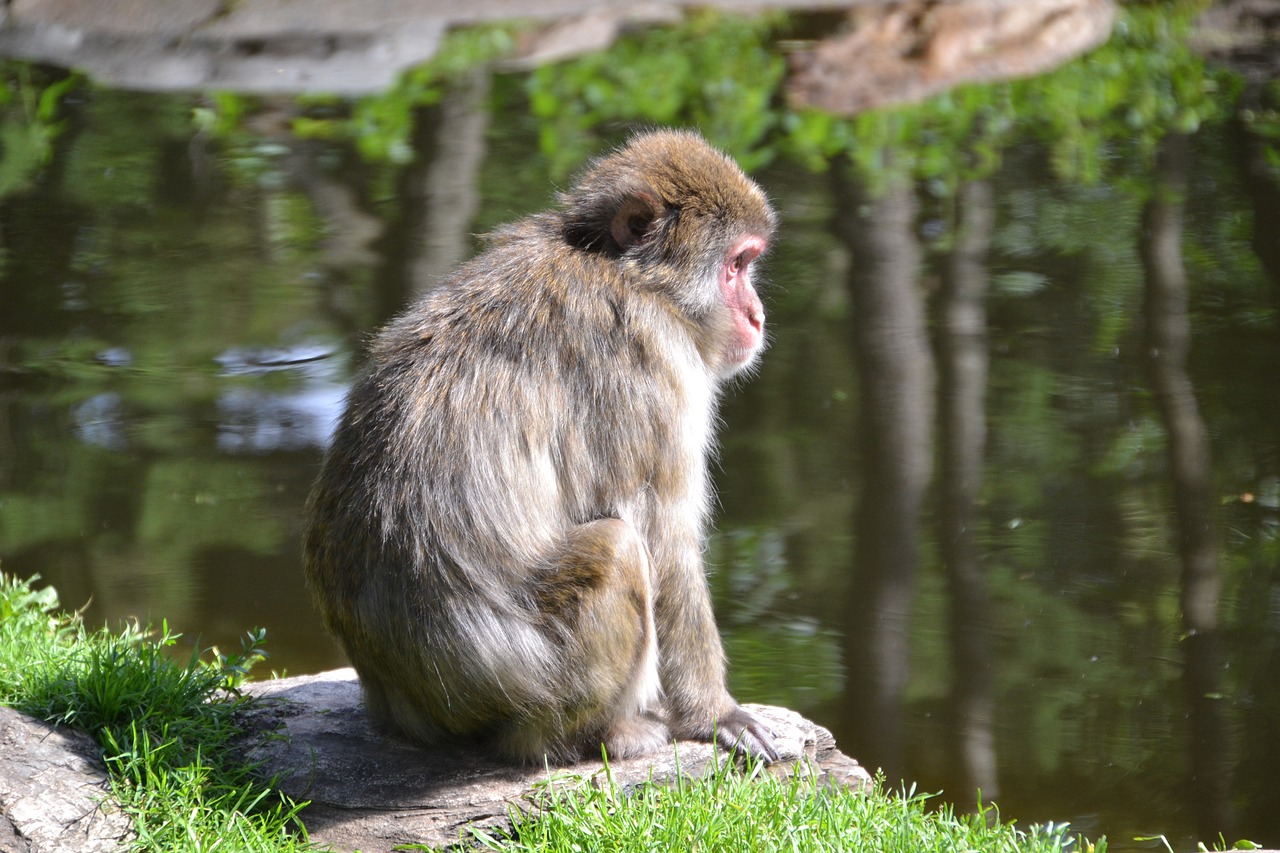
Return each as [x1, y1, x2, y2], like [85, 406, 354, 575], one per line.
[472, 759, 1108, 853]
[0, 572, 315, 851]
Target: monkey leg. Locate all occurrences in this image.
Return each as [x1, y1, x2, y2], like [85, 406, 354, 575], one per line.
[498, 517, 668, 762]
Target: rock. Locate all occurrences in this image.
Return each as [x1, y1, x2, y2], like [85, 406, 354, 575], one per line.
[503, 5, 683, 71]
[1, 672, 866, 853]
[0, 0, 758, 94]
[1191, 0, 1280, 84]
[788, 0, 1117, 115]
[0, 0, 448, 94]
[0, 707, 134, 853]
[0, 0, 1118, 97]
[241, 669, 871, 853]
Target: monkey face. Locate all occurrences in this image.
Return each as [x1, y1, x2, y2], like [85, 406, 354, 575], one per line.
[715, 234, 768, 377]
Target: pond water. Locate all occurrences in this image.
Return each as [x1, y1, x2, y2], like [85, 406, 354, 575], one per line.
[2, 16, 1280, 851]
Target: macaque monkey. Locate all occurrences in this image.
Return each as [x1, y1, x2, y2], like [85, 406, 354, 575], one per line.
[304, 129, 778, 764]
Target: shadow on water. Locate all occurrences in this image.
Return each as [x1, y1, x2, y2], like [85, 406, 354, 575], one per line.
[2, 5, 1280, 850]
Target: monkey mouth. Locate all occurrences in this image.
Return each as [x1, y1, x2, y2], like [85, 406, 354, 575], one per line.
[722, 344, 764, 375]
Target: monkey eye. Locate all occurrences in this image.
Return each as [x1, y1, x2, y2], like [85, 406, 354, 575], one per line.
[725, 237, 765, 278]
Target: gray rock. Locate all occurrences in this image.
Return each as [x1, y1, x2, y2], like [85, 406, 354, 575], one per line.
[0, 0, 448, 94]
[1, 671, 867, 853]
[0, 707, 134, 853]
[0, 0, 1117, 98]
[241, 668, 871, 853]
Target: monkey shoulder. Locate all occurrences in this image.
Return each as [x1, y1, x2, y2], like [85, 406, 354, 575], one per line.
[356, 212, 715, 435]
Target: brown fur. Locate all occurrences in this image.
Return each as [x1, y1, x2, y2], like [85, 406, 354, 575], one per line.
[303, 129, 779, 763]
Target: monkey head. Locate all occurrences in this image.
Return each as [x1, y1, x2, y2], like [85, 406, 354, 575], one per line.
[561, 129, 776, 379]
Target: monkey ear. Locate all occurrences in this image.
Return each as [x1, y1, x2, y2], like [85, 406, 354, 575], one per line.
[562, 182, 662, 255]
[609, 193, 661, 251]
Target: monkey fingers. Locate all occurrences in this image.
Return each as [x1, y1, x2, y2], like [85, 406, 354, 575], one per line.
[715, 704, 781, 764]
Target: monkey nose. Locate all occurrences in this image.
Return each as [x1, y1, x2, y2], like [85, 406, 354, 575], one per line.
[749, 308, 765, 332]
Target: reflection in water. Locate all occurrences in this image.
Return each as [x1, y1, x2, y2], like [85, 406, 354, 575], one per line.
[1139, 133, 1233, 841]
[3, 63, 1280, 850]
[73, 393, 129, 451]
[215, 345, 349, 452]
[1236, 117, 1280, 309]
[407, 66, 492, 296]
[937, 180, 998, 801]
[1232, 105, 1280, 838]
[833, 165, 934, 783]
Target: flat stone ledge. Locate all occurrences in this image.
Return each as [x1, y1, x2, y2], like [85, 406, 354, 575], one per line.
[241, 668, 871, 853]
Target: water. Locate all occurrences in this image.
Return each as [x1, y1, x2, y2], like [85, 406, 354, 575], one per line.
[2, 39, 1279, 851]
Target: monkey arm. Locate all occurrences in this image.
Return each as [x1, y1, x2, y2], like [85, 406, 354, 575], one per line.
[648, 515, 779, 763]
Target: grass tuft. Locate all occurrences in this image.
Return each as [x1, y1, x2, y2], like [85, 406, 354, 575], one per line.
[0, 572, 314, 851]
[474, 750, 1110, 853]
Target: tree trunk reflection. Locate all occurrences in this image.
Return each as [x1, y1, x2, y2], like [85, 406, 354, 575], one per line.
[410, 66, 492, 296]
[937, 180, 998, 801]
[1233, 116, 1280, 310]
[834, 168, 934, 781]
[1140, 132, 1234, 843]
[377, 66, 492, 318]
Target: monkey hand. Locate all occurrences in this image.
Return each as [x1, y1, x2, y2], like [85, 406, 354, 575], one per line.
[714, 704, 780, 764]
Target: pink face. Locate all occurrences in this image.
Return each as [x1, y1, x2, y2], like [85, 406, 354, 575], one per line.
[717, 235, 767, 376]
